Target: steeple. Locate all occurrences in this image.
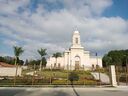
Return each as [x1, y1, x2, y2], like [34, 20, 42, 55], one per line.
[71, 29, 82, 48]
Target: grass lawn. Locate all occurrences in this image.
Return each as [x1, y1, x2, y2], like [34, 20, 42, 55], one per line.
[23, 69, 94, 79]
[0, 69, 98, 86]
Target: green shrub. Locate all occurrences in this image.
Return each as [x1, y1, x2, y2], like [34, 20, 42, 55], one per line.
[52, 80, 67, 85]
[119, 75, 127, 82]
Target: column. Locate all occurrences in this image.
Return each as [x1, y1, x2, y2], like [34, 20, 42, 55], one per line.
[110, 65, 117, 87]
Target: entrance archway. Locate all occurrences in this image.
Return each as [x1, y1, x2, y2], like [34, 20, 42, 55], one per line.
[74, 56, 80, 70]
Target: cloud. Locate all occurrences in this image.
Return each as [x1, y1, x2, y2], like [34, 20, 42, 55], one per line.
[0, 0, 128, 60]
[3, 39, 18, 46]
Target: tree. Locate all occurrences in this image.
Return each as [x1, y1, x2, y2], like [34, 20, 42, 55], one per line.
[25, 59, 29, 65]
[27, 59, 40, 70]
[13, 46, 24, 66]
[37, 48, 47, 71]
[102, 54, 112, 67]
[0, 56, 15, 65]
[68, 72, 79, 85]
[42, 57, 47, 68]
[103, 49, 128, 67]
[13, 46, 24, 85]
[0, 56, 6, 62]
[52, 52, 62, 68]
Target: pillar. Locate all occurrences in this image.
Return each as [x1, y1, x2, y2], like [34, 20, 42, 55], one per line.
[110, 65, 117, 87]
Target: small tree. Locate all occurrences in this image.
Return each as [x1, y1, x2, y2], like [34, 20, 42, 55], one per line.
[37, 48, 47, 71]
[68, 72, 79, 85]
[13, 46, 24, 85]
[14, 46, 24, 66]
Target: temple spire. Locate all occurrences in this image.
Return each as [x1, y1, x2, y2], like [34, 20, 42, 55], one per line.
[72, 29, 81, 47]
[75, 26, 78, 31]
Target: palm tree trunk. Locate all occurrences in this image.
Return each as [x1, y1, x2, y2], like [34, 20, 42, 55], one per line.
[14, 57, 18, 86]
[56, 58, 57, 69]
[14, 57, 17, 66]
[39, 59, 42, 71]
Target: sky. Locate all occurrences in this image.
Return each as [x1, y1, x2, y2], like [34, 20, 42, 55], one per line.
[0, 0, 128, 60]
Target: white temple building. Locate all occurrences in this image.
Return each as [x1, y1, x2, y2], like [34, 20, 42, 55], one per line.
[47, 30, 102, 70]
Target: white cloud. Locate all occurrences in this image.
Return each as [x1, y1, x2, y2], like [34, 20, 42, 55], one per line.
[3, 39, 18, 46]
[0, 0, 128, 60]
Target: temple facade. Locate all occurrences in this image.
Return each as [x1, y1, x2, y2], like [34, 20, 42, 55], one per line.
[47, 30, 102, 70]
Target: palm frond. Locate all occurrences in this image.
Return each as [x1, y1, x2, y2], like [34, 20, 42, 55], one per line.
[37, 48, 47, 57]
[13, 46, 24, 57]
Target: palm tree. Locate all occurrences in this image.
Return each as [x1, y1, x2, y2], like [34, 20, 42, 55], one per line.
[13, 46, 24, 85]
[37, 48, 47, 71]
[14, 46, 24, 66]
[52, 52, 62, 68]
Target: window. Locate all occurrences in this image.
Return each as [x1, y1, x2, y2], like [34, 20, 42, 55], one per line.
[58, 63, 61, 68]
[54, 63, 56, 67]
[92, 64, 94, 68]
[75, 38, 78, 44]
[96, 65, 99, 69]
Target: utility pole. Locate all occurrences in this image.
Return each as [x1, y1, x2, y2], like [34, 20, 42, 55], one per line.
[50, 64, 52, 85]
[67, 52, 69, 85]
[96, 52, 101, 86]
[126, 56, 128, 85]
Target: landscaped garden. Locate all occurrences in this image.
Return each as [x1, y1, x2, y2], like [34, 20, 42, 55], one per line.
[0, 69, 99, 86]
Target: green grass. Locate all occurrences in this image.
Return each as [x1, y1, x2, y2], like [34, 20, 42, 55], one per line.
[23, 69, 94, 80]
[0, 69, 98, 86]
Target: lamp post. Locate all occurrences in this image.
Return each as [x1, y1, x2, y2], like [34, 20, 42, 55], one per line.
[124, 55, 128, 85]
[67, 52, 69, 85]
[50, 64, 53, 85]
[96, 52, 101, 86]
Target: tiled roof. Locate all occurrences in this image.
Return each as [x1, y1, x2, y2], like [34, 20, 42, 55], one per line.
[0, 62, 15, 67]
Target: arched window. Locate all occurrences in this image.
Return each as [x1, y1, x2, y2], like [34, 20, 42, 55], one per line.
[54, 63, 56, 67]
[74, 56, 80, 70]
[58, 63, 60, 68]
[75, 38, 78, 44]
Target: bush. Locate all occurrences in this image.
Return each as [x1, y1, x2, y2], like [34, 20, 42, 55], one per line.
[52, 80, 67, 85]
[68, 72, 79, 83]
[0, 79, 13, 85]
[119, 75, 127, 82]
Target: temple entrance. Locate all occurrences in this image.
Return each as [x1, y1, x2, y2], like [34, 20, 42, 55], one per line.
[75, 61, 80, 70]
[74, 56, 80, 70]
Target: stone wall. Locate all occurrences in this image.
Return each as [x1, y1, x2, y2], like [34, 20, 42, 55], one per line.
[0, 67, 22, 76]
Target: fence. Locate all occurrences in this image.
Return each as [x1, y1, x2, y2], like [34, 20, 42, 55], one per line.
[0, 68, 112, 86]
[115, 65, 128, 85]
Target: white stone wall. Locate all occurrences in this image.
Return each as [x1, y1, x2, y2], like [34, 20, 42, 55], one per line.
[47, 57, 64, 69]
[64, 51, 71, 70]
[90, 57, 102, 68]
[0, 67, 22, 76]
[83, 51, 91, 68]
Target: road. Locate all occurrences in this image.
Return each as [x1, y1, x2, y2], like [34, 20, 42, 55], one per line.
[0, 86, 128, 96]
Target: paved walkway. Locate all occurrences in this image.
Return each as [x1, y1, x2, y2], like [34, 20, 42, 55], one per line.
[91, 72, 110, 84]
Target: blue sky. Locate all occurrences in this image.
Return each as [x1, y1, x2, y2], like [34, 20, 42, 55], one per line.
[0, 0, 128, 60]
[103, 0, 128, 19]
